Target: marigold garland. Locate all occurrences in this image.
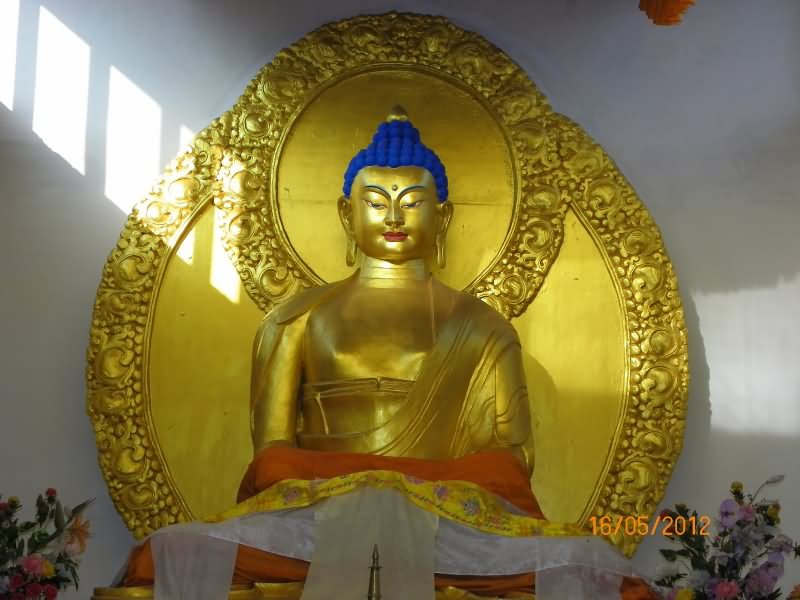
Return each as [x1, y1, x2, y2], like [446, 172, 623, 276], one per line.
[639, 0, 696, 26]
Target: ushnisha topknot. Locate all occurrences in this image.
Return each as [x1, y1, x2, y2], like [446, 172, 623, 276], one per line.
[342, 106, 449, 202]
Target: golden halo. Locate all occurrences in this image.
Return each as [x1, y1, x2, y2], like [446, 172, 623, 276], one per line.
[87, 12, 688, 556]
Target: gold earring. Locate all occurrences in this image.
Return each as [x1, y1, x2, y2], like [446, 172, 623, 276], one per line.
[435, 236, 446, 269]
[346, 237, 358, 266]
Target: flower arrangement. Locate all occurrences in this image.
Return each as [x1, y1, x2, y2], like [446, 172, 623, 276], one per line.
[655, 476, 800, 600]
[0, 489, 92, 600]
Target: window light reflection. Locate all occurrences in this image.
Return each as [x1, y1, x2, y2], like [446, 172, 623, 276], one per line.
[32, 6, 90, 174]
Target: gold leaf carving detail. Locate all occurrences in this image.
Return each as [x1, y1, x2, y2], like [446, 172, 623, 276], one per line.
[87, 118, 227, 536]
[571, 133, 688, 554]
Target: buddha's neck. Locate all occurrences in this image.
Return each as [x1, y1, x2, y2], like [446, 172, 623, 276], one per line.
[358, 257, 429, 288]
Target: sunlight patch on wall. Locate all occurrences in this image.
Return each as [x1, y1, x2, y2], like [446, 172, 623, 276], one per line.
[176, 228, 195, 265]
[698, 273, 800, 436]
[105, 66, 162, 213]
[32, 6, 90, 174]
[210, 207, 240, 304]
[179, 125, 196, 151]
[0, 0, 21, 109]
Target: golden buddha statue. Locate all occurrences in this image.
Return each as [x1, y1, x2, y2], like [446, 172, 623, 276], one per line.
[117, 108, 658, 600]
[250, 106, 532, 470]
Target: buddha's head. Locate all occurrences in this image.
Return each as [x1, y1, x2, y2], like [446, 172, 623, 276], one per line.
[338, 107, 453, 267]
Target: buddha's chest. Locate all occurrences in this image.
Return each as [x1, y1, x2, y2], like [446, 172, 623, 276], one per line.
[304, 286, 436, 382]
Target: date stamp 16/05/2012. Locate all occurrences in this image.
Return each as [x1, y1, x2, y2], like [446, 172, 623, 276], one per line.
[589, 514, 712, 537]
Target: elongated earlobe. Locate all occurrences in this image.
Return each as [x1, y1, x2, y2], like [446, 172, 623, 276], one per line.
[346, 237, 359, 266]
[435, 235, 446, 269]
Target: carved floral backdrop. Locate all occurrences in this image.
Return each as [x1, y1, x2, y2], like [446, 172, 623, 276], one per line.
[1, 0, 798, 596]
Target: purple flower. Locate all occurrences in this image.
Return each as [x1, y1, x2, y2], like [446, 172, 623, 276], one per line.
[745, 568, 775, 596]
[433, 485, 449, 500]
[462, 498, 480, 517]
[764, 552, 785, 580]
[719, 499, 738, 529]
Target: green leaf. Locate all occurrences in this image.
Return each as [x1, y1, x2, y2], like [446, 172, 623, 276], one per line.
[18, 520, 35, 533]
[690, 554, 709, 570]
[659, 549, 680, 562]
[69, 498, 95, 519]
[54, 501, 65, 531]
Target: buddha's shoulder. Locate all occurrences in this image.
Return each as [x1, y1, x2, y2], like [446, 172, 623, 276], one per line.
[266, 279, 352, 326]
[433, 280, 517, 337]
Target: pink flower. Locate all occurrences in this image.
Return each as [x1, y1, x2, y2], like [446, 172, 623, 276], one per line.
[45, 488, 57, 499]
[737, 504, 755, 522]
[63, 541, 82, 557]
[281, 488, 301, 503]
[711, 580, 740, 599]
[9, 575, 25, 591]
[19, 554, 45, 577]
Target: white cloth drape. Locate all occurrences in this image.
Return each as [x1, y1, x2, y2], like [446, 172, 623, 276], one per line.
[146, 487, 644, 600]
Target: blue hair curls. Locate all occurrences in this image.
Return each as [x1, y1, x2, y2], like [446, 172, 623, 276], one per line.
[342, 114, 448, 202]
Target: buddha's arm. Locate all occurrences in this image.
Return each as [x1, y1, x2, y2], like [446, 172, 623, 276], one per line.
[493, 341, 534, 474]
[250, 312, 307, 454]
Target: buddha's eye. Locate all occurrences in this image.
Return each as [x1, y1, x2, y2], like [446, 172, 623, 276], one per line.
[365, 200, 386, 210]
[401, 201, 422, 209]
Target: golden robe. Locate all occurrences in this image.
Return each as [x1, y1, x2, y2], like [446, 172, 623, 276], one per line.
[251, 277, 534, 467]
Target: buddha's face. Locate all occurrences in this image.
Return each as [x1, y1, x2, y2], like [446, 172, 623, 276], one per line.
[338, 166, 452, 263]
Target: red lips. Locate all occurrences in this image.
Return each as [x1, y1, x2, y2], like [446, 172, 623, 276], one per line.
[383, 232, 408, 242]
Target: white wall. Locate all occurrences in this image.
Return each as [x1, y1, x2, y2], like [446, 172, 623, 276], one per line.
[2, 0, 798, 595]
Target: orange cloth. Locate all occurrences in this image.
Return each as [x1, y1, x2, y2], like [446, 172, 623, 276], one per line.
[123, 448, 656, 598]
[236, 446, 543, 517]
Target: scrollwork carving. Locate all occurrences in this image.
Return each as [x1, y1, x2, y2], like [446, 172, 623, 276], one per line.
[567, 128, 688, 554]
[87, 120, 228, 536]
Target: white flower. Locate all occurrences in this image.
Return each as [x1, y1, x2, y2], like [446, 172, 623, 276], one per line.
[685, 569, 711, 588]
[767, 534, 794, 553]
[40, 533, 68, 555]
[655, 562, 683, 579]
[709, 549, 730, 567]
[755, 522, 779, 537]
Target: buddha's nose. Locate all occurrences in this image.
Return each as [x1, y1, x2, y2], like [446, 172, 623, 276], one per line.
[385, 203, 405, 228]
